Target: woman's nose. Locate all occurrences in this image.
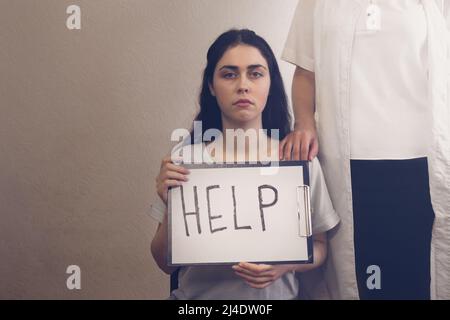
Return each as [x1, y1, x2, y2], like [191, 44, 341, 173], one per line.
[237, 76, 250, 94]
[238, 87, 249, 94]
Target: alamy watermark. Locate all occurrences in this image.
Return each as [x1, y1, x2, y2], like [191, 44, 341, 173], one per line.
[366, 265, 381, 290]
[66, 5, 81, 30]
[66, 265, 81, 290]
[170, 121, 280, 172]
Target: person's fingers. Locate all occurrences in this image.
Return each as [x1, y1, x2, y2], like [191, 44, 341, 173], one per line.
[232, 265, 273, 278]
[309, 138, 319, 161]
[279, 138, 287, 160]
[292, 136, 301, 161]
[166, 163, 190, 175]
[236, 262, 274, 274]
[165, 170, 189, 182]
[162, 179, 183, 189]
[233, 264, 275, 283]
[234, 270, 274, 284]
[240, 262, 272, 271]
[283, 140, 293, 161]
[232, 265, 257, 277]
[157, 179, 182, 196]
[300, 140, 310, 161]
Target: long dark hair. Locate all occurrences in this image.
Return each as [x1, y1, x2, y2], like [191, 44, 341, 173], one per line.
[190, 29, 292, 143]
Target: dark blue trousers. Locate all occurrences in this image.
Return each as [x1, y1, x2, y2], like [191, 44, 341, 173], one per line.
[351, 158, 435, 300]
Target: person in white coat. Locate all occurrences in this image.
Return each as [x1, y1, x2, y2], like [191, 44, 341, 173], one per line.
[281, 0, 450, 299]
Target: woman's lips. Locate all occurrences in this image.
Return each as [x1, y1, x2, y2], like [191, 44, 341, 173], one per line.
[233, 99, 253, 107]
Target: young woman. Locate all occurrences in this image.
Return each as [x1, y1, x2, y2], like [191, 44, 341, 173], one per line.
[150, 29, 339, 299]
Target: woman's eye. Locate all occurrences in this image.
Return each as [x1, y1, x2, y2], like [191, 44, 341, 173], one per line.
[250, 71, 264, 78]
[223, 73, 237, 79]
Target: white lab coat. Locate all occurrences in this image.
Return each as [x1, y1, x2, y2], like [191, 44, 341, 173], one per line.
[284, 0, 450, 299]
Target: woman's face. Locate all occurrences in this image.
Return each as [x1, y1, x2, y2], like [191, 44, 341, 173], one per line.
[210, 44, 271, 129]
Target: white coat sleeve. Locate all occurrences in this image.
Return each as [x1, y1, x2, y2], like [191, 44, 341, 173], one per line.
[282, 0, 316, 72]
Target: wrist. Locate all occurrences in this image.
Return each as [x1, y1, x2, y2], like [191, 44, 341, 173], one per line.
[293, 125, 316, 133]
[282, 264, 297, 273]
[294, 119, 316, 132]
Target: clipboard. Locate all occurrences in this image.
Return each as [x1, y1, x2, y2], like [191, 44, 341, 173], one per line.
[168, 161, 313, 266]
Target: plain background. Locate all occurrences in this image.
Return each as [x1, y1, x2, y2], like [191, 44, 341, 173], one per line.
[0, 0, 297, 299]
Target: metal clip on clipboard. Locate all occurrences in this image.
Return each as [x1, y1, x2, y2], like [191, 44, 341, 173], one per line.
[296, 185, 312, 237]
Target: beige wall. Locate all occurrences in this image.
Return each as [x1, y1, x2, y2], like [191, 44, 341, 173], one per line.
[0, 0, 297, 299]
